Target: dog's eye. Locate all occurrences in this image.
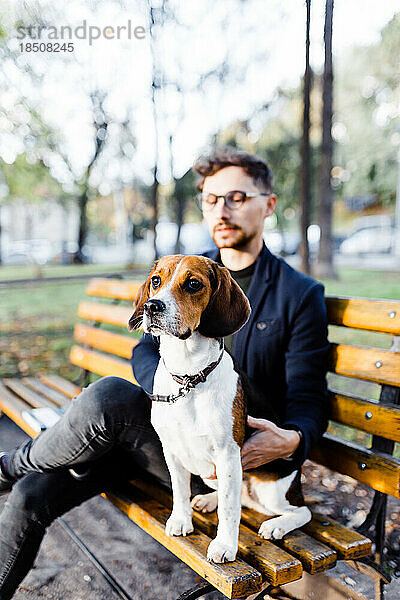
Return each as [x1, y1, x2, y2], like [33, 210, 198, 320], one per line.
[186, 279, 203, 293]
[151, 275, 161, 289]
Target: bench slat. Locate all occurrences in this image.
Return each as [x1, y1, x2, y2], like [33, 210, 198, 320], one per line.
[78, 301, 132, 327]
[103, 487, 262, 599]
[21, 378, 71, 407]
[39, 374, 81, 399]
[242, 508, 371, 573]
[192, 510, 303, 585]
[130, 479, 304, 584]
[74, 324, 138, 359]
[310, 433, 400, 498]
[326, 297, 400, 335]
[302, 513, 372, 559]
[3, 379, 59, 410]
[329, 343, 400, 387]
[274, 528, 337, 574]
[0, 382, 40, 438]
[86, 278, 142, 300]
[240, 509, 337, 574]
[329, 390, 400, 442]
[70, 345, 136, 383]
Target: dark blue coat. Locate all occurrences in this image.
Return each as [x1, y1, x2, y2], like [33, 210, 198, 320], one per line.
[131, 242, 330, 470]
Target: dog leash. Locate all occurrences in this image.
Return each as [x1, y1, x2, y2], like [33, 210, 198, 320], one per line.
[148, 340, 224, 404]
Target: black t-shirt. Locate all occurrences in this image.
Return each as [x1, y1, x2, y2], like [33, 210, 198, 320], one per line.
[224, 261, 256, 355]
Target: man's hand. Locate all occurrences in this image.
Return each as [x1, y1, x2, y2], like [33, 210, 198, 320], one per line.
[241, 416, 301, 471]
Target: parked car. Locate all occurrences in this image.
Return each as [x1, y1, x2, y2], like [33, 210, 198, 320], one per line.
[339, 226, 395, 255]
[348, 214, 394, 235]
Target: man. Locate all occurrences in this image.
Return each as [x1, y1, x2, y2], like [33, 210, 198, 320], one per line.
[0, 148, 329, 599]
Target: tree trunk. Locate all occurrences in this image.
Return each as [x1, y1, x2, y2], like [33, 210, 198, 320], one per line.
[73, 93, 108, 264]
[174, 178, 186, 255]
[300, 0, 312, 275]
[317, 0, 337, 278]
[150, 171, 159, 260]
[393, 148, 400, 257]
[75, 188, 89, 263]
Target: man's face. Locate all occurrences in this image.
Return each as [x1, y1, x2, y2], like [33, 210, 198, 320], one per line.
[201, 166, 277, 250]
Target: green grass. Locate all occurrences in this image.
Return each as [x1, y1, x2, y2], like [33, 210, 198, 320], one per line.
[0, 263, 140, 281]
[0, 281, 88, 330]
[323, 267, 399, 348]
[322, 267, 400, 300]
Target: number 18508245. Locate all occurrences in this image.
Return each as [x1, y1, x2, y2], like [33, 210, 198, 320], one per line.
[20, 42, 74, 52]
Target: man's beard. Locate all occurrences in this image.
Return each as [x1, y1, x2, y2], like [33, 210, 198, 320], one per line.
[212, 226, 257, 250]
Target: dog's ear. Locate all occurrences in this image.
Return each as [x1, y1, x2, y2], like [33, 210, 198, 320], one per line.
[128, 262, 157, 331]
[197, 261, 251, 338]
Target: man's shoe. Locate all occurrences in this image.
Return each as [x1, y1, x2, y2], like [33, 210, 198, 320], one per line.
[0, 452, 14, 495]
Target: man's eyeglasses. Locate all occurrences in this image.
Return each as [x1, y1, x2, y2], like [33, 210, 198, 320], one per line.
[196, 190, 269, 212]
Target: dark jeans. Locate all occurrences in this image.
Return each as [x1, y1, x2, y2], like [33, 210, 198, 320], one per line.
[0, 376, 208, 600]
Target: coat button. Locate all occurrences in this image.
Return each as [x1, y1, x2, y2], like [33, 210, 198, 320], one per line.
[256, 321, 267, 330]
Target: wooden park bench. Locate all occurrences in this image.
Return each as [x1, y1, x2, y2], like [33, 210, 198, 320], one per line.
[0, 277, 399, 600]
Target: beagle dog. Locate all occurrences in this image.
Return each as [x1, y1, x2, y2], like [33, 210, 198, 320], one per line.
[129, 255, 311, 563]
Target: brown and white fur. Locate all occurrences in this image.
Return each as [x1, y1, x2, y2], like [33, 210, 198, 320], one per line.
[129, 255, 311, 563]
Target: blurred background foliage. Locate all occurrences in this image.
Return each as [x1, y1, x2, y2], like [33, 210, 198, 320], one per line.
[0, 4, 399, 249]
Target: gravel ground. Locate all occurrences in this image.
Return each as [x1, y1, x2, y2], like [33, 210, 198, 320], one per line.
[1, 415, 399, 600]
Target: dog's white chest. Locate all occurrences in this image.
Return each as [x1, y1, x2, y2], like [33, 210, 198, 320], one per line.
[151, 352, 239, 478]
[151, 393, 220, 477]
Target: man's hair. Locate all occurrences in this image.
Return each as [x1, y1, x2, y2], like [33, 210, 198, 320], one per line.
[193, 147, 273, 193]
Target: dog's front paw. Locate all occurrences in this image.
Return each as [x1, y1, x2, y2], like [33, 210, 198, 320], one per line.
[258, 519, 285, 540]
[165, 513, 194, 537]
[191, 491, 218, 513]
[207, 537, 237, 563]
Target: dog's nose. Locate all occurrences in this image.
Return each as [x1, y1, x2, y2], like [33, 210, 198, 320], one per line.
[144, 299, 166, 314]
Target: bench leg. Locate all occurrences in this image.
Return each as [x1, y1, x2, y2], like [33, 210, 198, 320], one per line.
[176, 582, 275, 600]
[245, 585, 275, 599]
[356, 491, 390, 600]
[176, 582, 215, 600]
[374, 494, 388, 600]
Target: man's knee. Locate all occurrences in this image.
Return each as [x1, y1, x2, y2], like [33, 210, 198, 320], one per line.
[68, 376, 148, 429]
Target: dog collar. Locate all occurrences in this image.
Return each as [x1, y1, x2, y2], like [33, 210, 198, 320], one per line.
[148, 340, 224, 404]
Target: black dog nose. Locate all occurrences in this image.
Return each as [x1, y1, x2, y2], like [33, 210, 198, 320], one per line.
[144, 299, 166, 314]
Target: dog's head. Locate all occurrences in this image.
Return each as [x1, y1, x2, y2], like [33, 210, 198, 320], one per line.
[128, 254, 251, 340]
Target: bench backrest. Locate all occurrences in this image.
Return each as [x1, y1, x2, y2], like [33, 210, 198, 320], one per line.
[70, 278, 400, 499]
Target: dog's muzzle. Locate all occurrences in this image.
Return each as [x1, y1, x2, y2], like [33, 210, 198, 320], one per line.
[143, 299, 167, 334]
